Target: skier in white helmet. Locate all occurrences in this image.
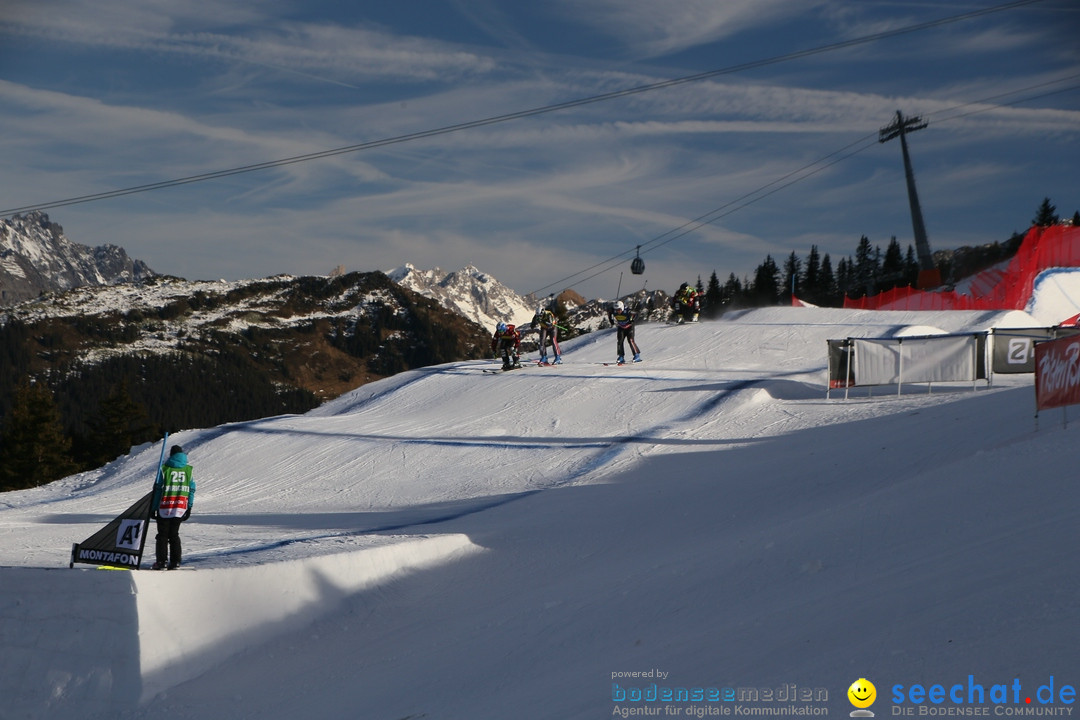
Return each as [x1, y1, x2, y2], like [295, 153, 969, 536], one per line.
[606, 300, 641, 364]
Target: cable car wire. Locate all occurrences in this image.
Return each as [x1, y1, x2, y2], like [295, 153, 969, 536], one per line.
[0, 0, 1048, 217]
[526, 74, 1080, 296]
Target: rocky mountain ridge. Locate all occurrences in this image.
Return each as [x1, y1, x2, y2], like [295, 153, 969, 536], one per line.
[387, 263, 674, 335]
[2, 271, 490, 401]
[386, 263, 539, 330]
[0, 212, 155, 306]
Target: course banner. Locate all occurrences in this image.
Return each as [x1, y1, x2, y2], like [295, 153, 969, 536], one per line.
[853, 334, 979, 386]
[991, 327, 1080, 374]
[1035, 335, 1080, 411]
[69, 491, 154, 569]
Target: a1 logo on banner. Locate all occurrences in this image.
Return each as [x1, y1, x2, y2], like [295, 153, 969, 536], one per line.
[115, 519, 146, 550]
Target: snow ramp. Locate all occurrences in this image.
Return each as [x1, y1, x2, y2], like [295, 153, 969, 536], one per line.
[0, 534, 478, 719]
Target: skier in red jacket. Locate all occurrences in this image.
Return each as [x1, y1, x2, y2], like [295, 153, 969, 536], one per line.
[491, 322, 522, 370]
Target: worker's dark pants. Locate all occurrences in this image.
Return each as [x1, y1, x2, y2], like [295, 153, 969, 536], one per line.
[155, 517, 183, 567]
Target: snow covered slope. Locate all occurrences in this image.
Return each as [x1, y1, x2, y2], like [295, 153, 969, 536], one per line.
[1, 303, 1078, 720]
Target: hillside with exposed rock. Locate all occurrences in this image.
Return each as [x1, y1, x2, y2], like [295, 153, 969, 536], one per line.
[0, 272, 490, 484]
[0, 212, 155, 305]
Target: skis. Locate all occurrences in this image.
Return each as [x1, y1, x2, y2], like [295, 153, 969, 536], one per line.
[481, 358, 563, 372]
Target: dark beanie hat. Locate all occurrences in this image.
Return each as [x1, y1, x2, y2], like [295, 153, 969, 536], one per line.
[171, 445, 184, 456]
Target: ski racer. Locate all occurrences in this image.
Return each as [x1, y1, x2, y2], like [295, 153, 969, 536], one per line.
[607, 300, 642, 364]
[671, 282, 701, 324]
[151, 445, 194, 570]
[491, 322, 522, 370]
[531, 305, 562, 365]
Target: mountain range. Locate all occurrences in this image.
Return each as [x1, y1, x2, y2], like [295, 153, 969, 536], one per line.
[0, 212, 154, 306]
[1, 213, 660, 487]
[0, 226, 496, 483]
[387, 263, 539, 330]
[0, 211, 675, 335]
[0, 212, 677, 481]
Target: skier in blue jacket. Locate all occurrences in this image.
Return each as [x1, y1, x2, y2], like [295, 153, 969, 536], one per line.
[151, 445, 194, 570]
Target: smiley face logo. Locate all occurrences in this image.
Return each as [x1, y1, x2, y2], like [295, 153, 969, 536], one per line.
[848, 678, 877, 709]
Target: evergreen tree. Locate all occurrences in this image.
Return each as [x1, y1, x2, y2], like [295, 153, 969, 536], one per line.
[802, 245, 821, 304]
[782, 251, 802, 302]
[819, 254, 837, 305]
[1032, 197, 1059, 227]
[880, 236, 905, 291]
[704, 272, 723, 319]
[853, 235, 878, 297]
[0, 379, 77, 491]
[722, 273, 743, 309]
[752, 255, 781, 306]
[0, 321, 33, 418]
[904, 246, 920, 287]
[84, 383, 154, 468]
[836, 257, 852, 298]
[1072, 211, 1079, 227]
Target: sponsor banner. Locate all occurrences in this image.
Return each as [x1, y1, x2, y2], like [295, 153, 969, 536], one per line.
[993, 328, 1053, 374]
[72, 547, 142, 569]
[69, 491, 154, 569]
[1035, 335, 1080, 410]
[992, 327, 1080, 374]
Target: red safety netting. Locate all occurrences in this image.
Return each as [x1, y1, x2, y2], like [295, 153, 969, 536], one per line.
[843, 225, 1080, 312]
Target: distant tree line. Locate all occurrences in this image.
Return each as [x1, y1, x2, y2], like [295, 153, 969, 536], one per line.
[697, 197, 1075, 317]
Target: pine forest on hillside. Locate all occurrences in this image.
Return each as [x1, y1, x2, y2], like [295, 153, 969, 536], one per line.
[0, 272, 490, 492]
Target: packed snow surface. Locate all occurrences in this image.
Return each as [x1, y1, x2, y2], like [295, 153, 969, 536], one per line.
[2, 300, 1079, 719]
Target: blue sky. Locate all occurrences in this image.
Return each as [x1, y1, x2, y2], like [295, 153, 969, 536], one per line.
[1, 0, 1078, 300]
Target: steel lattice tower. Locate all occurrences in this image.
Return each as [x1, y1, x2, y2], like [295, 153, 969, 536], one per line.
[880, 110, 941, 289]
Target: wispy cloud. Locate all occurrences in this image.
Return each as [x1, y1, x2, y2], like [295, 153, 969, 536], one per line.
[1, 0, 496, 82]
[550, 0, 820, 58]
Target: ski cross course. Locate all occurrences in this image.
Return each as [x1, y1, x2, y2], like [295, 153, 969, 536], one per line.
[2, 293, 1080, 718]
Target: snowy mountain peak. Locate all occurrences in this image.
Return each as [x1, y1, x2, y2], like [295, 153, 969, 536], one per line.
[0, 211, 155, 305]
[386, 262, 535, 330]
